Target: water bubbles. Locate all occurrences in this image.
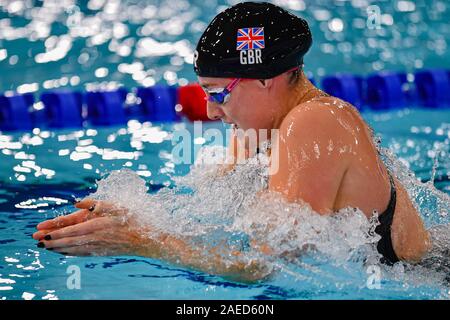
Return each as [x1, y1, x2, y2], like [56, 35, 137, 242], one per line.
[8, 55, 18, 65]
[320, 43, 335, 54]
[328, 18, 344, 33]
[81, 147, 381, 280]
[0, 0, 203, 91]
[95, 67, 109, 78]
[35, 35, 73, 64]
[112, 22, 129, 39]
[396, 1, 416, 12]
[273, 0, 305, 11]
[142, 77, 155, 87]
[70, 75, 80, 86]
[312, 9, 331, 21]
[17, 82, 39, 94]
[163, 70, 177, 85]
[414, 59, 424, 69]
[21, 291, 35, 300]
[0, 49, 7, 61]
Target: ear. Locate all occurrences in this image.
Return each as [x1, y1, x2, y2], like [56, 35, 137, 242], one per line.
[257, 79, 273, 89]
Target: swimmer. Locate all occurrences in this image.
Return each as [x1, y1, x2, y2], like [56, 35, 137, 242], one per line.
[33, 2, 431, 282]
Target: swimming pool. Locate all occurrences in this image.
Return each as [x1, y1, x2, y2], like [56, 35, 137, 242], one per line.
[0, 107, 449, 300]
[1, 0, 450, 300]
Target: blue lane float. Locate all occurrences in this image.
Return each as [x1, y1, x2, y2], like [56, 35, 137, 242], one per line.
[366, 72, 407, 110]
[41, 91, 84, 128]
[1, 68, 449, 132]
[414, 69, 450, 108]
[397, 73, 419, 105]
[321, 74, 363, 110]
[86, 88, 127, 126]
[136, 85, 179, 122]
[0, 93, 35, 131]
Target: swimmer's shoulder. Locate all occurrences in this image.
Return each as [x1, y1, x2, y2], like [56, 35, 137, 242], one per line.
[279, 95, 360, 143]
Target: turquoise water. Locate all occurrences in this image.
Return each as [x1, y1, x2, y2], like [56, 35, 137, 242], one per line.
[0, 109, 449, 300]
[0, 0, 449, 93]
[1, 0, 450, 300]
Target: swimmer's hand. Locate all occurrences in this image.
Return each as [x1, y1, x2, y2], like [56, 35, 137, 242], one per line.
[33, 198, 125, 240]
[32, 198, 272, 283]
[32, 198, 159, 257]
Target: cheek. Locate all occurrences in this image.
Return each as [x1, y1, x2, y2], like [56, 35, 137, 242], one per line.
[227, 94, 268, 127]
[231, 95, 254, 118]
[237, 107, 267, 129]
[222, 101, 242, 119]
[227, 103, 251, 124]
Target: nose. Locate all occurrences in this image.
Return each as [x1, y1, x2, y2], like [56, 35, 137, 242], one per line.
[206, 101, 225, 121]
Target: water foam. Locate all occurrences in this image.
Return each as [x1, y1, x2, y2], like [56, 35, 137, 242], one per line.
[87, 144, 449, 289]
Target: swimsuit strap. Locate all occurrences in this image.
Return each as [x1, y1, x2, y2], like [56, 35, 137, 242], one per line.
[374, 170, 400, 265]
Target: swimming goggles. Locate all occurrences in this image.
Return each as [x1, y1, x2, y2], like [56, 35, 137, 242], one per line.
[202, 66, 300, 105]
[203, 78, 241, 105]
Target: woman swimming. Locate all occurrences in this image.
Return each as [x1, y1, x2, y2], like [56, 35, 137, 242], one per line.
[33, 2, 431, 282]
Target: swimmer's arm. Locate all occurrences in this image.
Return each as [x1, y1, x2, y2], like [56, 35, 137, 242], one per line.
[34, 201, 271, 283]
[138, 233, 272, 284]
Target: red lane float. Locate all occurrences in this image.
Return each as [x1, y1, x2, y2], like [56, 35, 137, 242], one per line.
[177, 83, 212, 121]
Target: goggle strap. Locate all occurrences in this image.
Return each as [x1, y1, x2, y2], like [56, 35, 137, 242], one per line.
[225, 78, 241, 92]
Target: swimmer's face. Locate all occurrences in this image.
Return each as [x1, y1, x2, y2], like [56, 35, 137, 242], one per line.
[198, 76, 275, 131]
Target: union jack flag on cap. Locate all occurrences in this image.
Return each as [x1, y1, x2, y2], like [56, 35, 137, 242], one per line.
[236, 27, 265, 51]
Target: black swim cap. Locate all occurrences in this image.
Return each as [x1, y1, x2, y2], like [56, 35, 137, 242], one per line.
[194, 1, 312, 79]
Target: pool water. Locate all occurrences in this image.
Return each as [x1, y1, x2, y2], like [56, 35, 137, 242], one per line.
[0, 0, 450, 300]
[0, 108, 449, 300]
[1, 0, 449, 93]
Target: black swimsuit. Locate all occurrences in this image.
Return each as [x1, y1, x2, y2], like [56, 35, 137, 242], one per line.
[374, 172, 400, 265]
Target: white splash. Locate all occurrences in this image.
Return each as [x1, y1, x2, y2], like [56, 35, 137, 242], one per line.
[88, 144, 449, 289]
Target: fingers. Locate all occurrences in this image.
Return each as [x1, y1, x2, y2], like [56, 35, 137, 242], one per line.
[42, 234, 96, 249]
[44, 217, 116, 241]
[33, 228, 57, 241]
[36, 198, 123, 233]
[75, 198, 126, 216]
[74, 198, 97, 210]
[34, 197, 131, 257]
[36, 209, 89, 231]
